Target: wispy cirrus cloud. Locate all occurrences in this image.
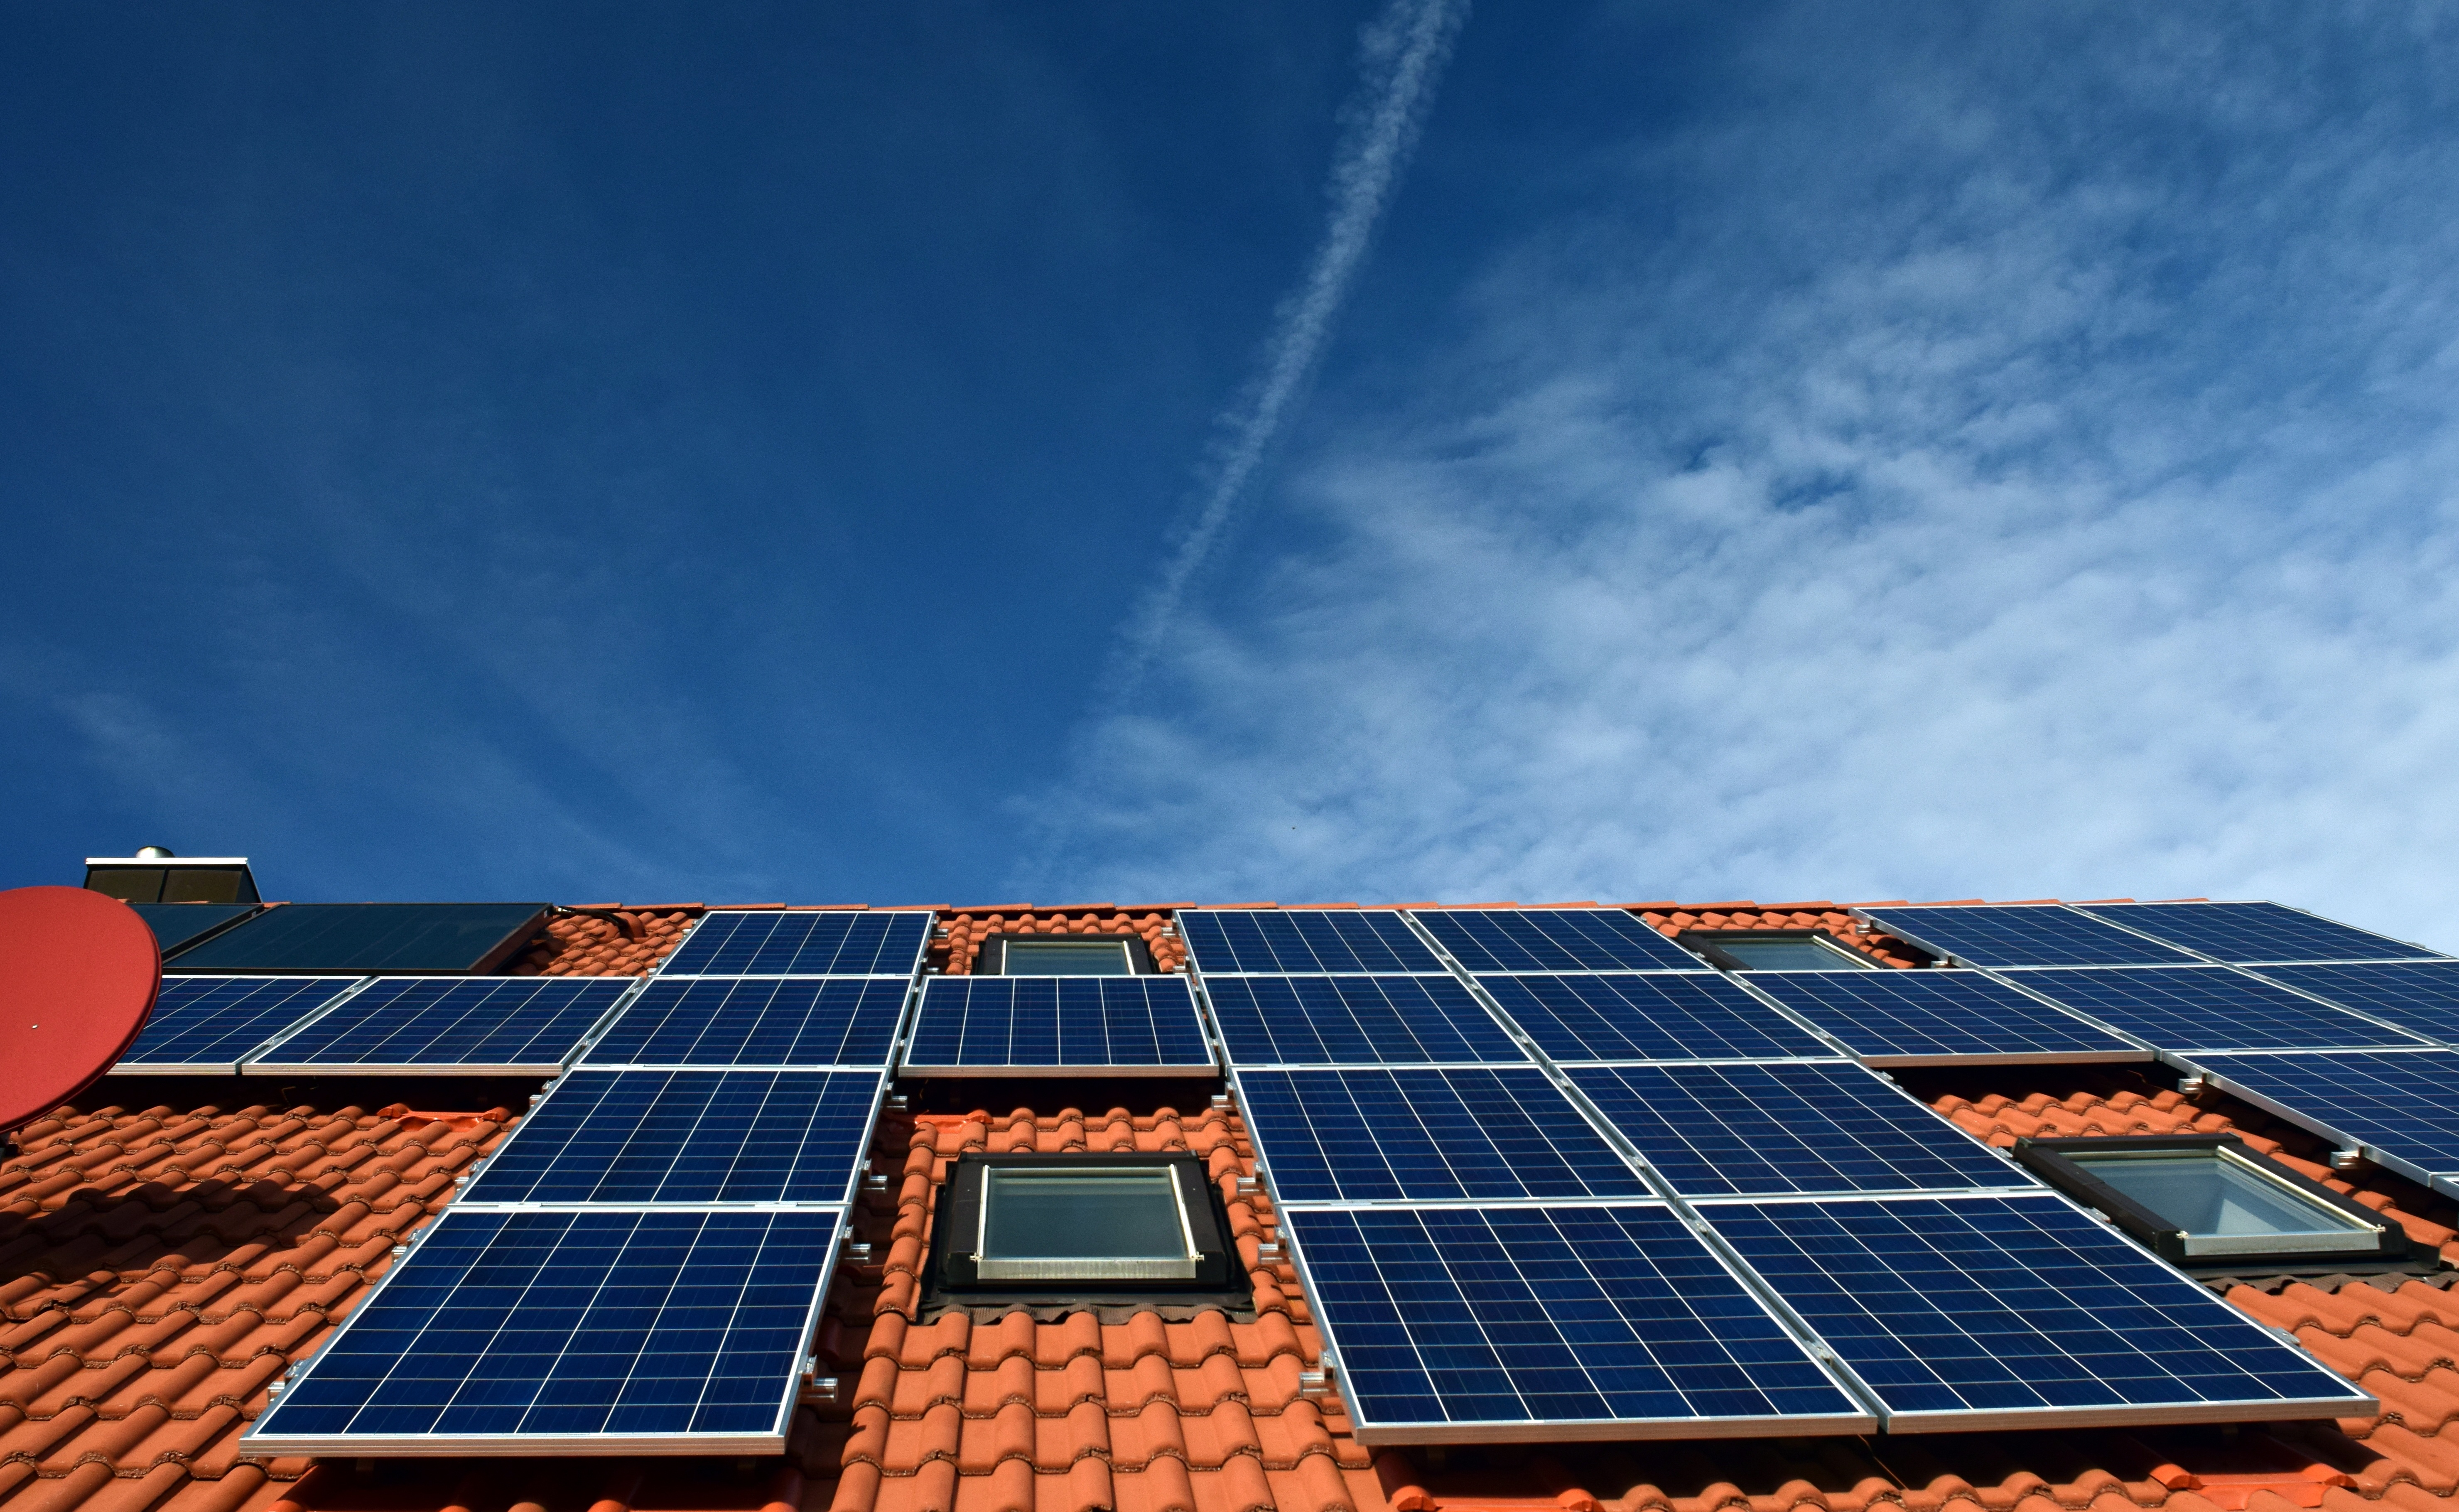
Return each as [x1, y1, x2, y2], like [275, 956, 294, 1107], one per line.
[1031, 1, 2459, 945]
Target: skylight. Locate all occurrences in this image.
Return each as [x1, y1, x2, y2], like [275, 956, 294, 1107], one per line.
[1684, 930, 1877, 971]
[983, 935, 1142, 974]
[2015, 1134, 2407, 1270]
[976, 1166, 1197, 1280]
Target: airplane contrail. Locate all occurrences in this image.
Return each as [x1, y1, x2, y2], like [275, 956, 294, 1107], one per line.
[1109, 0, 1471, 696]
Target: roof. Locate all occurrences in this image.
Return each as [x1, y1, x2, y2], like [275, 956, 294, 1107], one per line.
[2, 896, 2451, 1512]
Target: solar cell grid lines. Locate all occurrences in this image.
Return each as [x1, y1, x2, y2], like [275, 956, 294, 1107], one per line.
[1177, 909, 1441, 974]
[243, 1206, 841, 1453]
[1566, 1061, 2030, 1198]
[1741, 970, 2148, 1066]
[656, 910, 931, 977]
[2184, 1051, 2459, 1190]
[118, 976, 361, 1072]
[462, 1070, 881, 1205]
[1207, 974, 1525, 1066]
[1858, 906, 2202, 969]
[2248, 962, 2459, 1045]
[1703, 1195, 2374, 1429]
[1283, 1204, 1870, 1441]
[2078, 902, 2447, 965]
[2009, 967, 2433, 1053]
[903, 975, 1213, 1074]
[250, 977, 633, 1073]
[1475, 972, 1830, 1063]
[1413, 908, 1703, 972]
[1237, 1066, 1650, 1203]
[582, 977, 907, 1068]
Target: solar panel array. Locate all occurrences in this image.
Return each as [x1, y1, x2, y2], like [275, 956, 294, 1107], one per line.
[2175, 1050, 2459, 1197]
[1858, 905, 2203, 968]
[250, 977, 636, 1074]
[216, 896, 2401, 1454]
[1702, 1195, 2371, 1429]
[2076, 902, 2446, 966]
[1740, 970, 2148, 1067]
[245, 909, 926, 1457]
[2247, 961, 2459, 1046]
[1997, 967, 2432, 1054]
[902, 975, 1215, 1075]
[119, 976, 364, 1074]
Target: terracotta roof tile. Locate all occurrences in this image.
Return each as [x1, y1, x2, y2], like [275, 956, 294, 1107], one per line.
[507, 907, 704, 978]
[932, 912, 1187, 977]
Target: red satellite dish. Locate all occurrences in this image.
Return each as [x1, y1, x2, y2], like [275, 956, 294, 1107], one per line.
[0, 886, 162, 1131]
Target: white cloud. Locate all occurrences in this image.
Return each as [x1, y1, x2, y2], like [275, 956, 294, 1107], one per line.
[1028, 1, 2459, 947]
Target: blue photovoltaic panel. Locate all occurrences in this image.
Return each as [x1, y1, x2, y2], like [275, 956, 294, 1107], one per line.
[251, 977, 633, 1071]
[1742, 970, 2147, 1065]
[119, 976, 361, 1072]
[1178, 909, 1441, 974]
[243, 1206, 841, 1453]
[2080, 902, 2445, 966]
[1237, 1066, 1649, 1203]
[1859, 906, 2202, 969]
[658, 910, 930, 977]
[583, 977, 907, 1067]
[1705, 1195, 2373, 1429]
[2185, 1051, 2459, 1188]
[1283, 1205, 1868, 1440]
[903, 976, 1213, 1072]
[1413, 909, 1701, 972]
[2010, 967, 2431, 1053]
[1566, 1061, 2028, 1198]
[1207, 974, 1524, 1066]
[463, 1070, 881, 1205]
[2251, 962, 2459, 1045]
[1476, 973, 1828, 1063]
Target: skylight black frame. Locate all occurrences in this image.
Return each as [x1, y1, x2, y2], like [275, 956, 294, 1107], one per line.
[976, 933, 1157, 975]
[921, 1152, 1249, 1313]
[2012, 1134, 2410, 1272]
[1681, 930, 1878, 972]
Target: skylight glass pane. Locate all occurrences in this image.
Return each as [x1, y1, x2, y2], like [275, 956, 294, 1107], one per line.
[2070, 1150, 2371, 1239]
[1004, 939, 1134, 974]
[1721, 938, 1874, 970]
[977, 1168, 1194, 1279]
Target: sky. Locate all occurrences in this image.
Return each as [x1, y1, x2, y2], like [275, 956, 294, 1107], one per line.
[5, 2, 2459, 944]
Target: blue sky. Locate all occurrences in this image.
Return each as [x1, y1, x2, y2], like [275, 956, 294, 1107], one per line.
[6, 3, 2457, 945]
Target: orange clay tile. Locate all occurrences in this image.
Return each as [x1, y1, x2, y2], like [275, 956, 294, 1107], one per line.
[932, 913, 1187, 977]
[508, 908, 704, 978]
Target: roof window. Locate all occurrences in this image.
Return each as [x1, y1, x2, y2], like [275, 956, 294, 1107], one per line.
[2015, 1134, 2410, 1272]
[926, 1153, 1245, 1313]
[1684, 930, 1876, 971]
[977, 933, 1153, 975]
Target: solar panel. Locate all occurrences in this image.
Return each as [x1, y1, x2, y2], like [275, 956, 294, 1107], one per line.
[242, 1206, 841, 1453]
[1566, 1062, 2029, 1198]
[2182, 1051, 2459, 1193]
[1475, 973, 1830, 1063]
[582, 977, 908, 1068]
[902, 976, 1214, 1075]
[1178, 909, 1442, 974]
[117, 976, 362, 1074]
[165, 903, 552, 974]
[1858, 906, 2201, 969]
[246, 977, 635, 1074]
[657, 910, 931, 977]
[1412, 909, 1701, 972]
[129, 902, 259, 955]
[1702, 1194, 2374, 1430]
[1237, 1067, 1649, 1203]
[1206, 974, 1525, 1067]
[2078, 902, 2446, 965]
[1741, 971, 2148, 1066]
[462, 1070, 882, 1205]
[2246, 962, 2459, 1045]
[2007, 967, 2432, 1053]
[1283, 1204, 1870, 1441]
